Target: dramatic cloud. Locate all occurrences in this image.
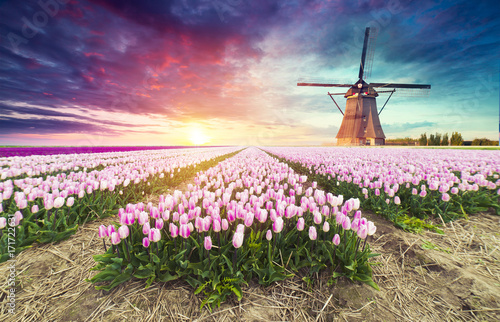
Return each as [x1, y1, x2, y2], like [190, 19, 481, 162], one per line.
[0, 0, 498, 145]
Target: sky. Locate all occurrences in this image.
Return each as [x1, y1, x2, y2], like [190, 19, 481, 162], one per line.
[0, 0, 499, 146]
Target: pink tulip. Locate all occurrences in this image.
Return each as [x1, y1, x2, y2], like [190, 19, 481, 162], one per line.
[441, 193, 450, 202]
[213, 219, 221, 232]
[309, 226, 317, 240]
[142, 237, 150, 248]
[98, 225, 107, 238]
[110, 232, 121, 245]
[0, 217, 7, 229]
[342, 216, 351, 230]
[66, 197, 75, 207]
[204, 236, 212, 250]
[367, 221, 376, 235]
[138, 211, 149, 225]
[53, 197, 65, 209]
[221, 219, 229, 231]
[179, 224, 190, 238]
[313, 211, 322, 225]
[149, 228, 161, 242]
[332, 234, 340, 246]
[232, 232, 244, 248]
[394, 196, 401, 205]
[118, 225, 129, 239]
[297, 217, 305, 231]
[357, 225, 368, 239]
[169, 223, 179, 238]
[244, 212, 254, 227]
[323, 221, 330, 232]
[107, 225, 116, 237]
[266, 229, 272, 241]
[273, 217, 284, 233]
[31, 205, 39, 213]
[142, 222, 151, 235]
[155, 218, 164, 230]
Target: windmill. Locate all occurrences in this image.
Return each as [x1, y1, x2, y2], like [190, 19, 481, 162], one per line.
[298, 27, 431, 146]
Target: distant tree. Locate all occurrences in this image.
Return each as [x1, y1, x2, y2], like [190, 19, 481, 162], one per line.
[472, 138, 497, 146]
[429, 133, 435, 146]
[419, 133, 427, 146]
[450, 132, 463, 146]
[441, 133, 449, 146]
[434, 133, 442, 146]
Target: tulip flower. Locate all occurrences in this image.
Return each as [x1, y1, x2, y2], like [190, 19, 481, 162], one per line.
[138, 211, 149, 225]
[107, 225, 116, 237]
[54, 197, 65, 209]
[149, 228, 161, 242]
[273, 217, 283, 233]
[221, 219, 229, 231]
[142, 222, 151, 235]
[296, 217, 305, 231]
[204, 236, 212, 250]
[110, 232, 121, 245]
[169, 223, 179, 238]
[66, 197, 75, 207]
[232, 232, 244, 248]
[179, 224, 190, 238]
[332, 234, 340, 246]
[266, 229, 272, 241]
[142, 237, 150, 248]
[441, 193, 450, 202]
[309, 226, 317, 240]
[0, 217, 7, 229]
[118, 225, 130, 239]
[342, 216, 351, 230]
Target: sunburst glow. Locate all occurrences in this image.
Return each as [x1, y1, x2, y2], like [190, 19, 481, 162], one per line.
[189, 127, 210, 145]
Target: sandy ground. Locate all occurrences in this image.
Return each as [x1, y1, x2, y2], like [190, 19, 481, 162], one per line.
[1, 201, 499, 322]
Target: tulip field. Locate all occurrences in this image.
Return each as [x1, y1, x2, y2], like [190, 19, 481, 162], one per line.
[1, 146, 499, 320]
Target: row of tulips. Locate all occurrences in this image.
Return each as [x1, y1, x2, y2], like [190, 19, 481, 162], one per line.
[0, 147, 242, 262]
[263, 147, 500, 231]
[89, 148, 379, 310]
[0, 146, 225, 180]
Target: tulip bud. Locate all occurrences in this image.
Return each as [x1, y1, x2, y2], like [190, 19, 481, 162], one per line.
[110, 232, 121, 245]
[266, 229, 272, 241]
[142, 237, 150, 248]
[221, 218, 229, 231]
[142, 222, 151, 235]
[273, 217, 284, 233]
[308, 226, 317, 240]
[98, 225, 107, 238]
[323, 221, 330, 232]
[367, 221, 376, 235]
[204, 236, 212, 250]
[232, 232, 244, 248]
[118, 225, 130, 239]
[31, 205, 39, 213]
[107, 225, 116, 237]
[66, 197, 75, 207]
[155, 218, 164, 230]
[179, 224, 190, 238]
[296, 217, 305, 231]
[0, 217, 6, 229]
[169, 223, 179, 237]
[54, 197, 65, 209]
[332, 234, 340, 246]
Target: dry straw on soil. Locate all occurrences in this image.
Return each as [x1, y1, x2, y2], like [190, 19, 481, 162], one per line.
[1, 200, 499, 321]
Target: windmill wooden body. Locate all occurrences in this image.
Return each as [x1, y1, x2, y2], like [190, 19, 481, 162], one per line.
[298, 27, 431, 146]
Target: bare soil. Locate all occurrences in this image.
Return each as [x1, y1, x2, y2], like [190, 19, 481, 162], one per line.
[1, 208, 499, 321]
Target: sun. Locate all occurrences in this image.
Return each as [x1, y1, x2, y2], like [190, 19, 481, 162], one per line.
[189, 127, 210, 145]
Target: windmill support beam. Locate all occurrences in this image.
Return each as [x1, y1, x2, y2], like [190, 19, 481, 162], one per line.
[328, 93, 344, 115]
[378, 89, 395, 115]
